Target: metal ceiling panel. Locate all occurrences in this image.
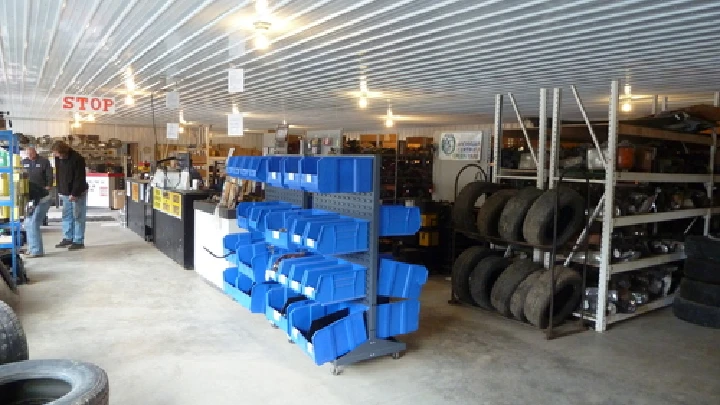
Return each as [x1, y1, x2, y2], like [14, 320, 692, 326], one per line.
[1, 0, 719, 132]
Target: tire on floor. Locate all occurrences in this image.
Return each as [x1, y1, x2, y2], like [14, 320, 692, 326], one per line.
[0, 300, 28, 366]
[684, 235, 720, 261]
[452, 181, 512, 235]
[498, 187, 544, 242]
[523, 266, 583, 329]
[679, 278, 720, 307]
[451, 246, 499, 305]
[0, 274, 19, 310]
[490, 259, 543, 317]
[476, 189, 518, 237]
[683, 258, 720, 285]
[522, 187, 585, 247]
[672, 296, 720, 329]
[468, 256, 513, 310]
[509, 270, 546, 322]
[0, 359, 109, 404]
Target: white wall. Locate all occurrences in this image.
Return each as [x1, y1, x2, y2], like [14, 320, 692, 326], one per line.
[10, 119, 69, 137]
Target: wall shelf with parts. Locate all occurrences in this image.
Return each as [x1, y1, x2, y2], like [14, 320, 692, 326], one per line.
[221, 155, 428, 371]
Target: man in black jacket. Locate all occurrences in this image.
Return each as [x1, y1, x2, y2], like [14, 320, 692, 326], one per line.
[51, 141, 88, 250]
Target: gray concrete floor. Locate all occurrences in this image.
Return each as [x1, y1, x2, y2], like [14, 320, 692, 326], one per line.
[15, 223, 720, 405]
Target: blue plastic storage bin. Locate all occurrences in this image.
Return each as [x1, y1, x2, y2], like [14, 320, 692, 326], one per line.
[237, 201, 295, 229]
[299, 263, 367, 304]
[299, 156, 373, 193]
[379, 205, 421, 237]
[375, 299, 421, 339]
[267, 256, 335, 284]
[267, 156, 285, 187]
[222, 268, 277, 313]
[282, 156, 303, 189]
[288, 215, 340, 248]
[246, 156, 268, 182]
[377, 259, 429, 300]
[235, 242, 278, 282]
[226, 156, 240, 177]
[265, 286, 314, 334]
[237, 156, 249, 177]
[303, 217, 370, 255]
[264, 209, 331, 249]
[283, 257, 340, 288]
[248, 205, 299, 232]
[289, 302, 369, 365]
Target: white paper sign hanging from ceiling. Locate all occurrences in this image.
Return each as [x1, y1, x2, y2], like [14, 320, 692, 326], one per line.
[228, 69, 244, 93]
[167, 123, 180, 140]
[165, 91, 180, 109]
[438, 132, 484, 160]
[228, 114, 244, 136]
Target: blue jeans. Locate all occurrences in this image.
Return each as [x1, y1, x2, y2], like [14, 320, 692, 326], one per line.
[26, 196, 52, 255]
[60, 194, 87, 244]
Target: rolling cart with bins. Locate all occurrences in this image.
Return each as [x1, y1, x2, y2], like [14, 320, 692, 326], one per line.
[222, 154, 428, 374]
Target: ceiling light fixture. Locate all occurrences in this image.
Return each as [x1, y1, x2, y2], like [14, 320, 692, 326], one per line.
[86, 113, 95, 122]
[358, 96, 368, 109]
[252, 0, 272, 50]
[621, 83, 633, 113]
[385, 105, 394, 128]
[232, 103, 240, 115]
[124, 94, 135, 106]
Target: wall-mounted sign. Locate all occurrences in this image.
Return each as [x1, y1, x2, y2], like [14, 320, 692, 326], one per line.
[62, 95, 116, 114]
[439, 131, 483, 160]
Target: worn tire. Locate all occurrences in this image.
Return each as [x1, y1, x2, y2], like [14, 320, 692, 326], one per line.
[0, 359, 108, 404]
[491, 259, 543, 317]
[684, 235, 720, 261]
[510, 270, 546, 322]
[468, 256, 513, 310]
[0, 261, 16, 293]
[498, 187, 544, 242]
[523, 266, 583, 329]
[672, 296, 720, 328]
[684, 258, 720, 285]
[453, 182, 512, 234]
[0, 276, 19, 310]
[679, 278, 720, 307]
[476, 189, 518, 237]
[523, 187, 585, 247]
[451, 247, 499, 305]
[0, 301, 27, 366]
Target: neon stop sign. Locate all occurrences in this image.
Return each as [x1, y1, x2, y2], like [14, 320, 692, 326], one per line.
[62, 95, 116, 114]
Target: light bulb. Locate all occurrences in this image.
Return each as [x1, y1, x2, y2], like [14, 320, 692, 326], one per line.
[359, 75, 368, 92]
[358, 96, 368, 109]
[125, 95, 134, 106]
[621, 101, 632, 113]
[232, 104, 240, 114]
[385, 118, 394, 128]
[255, 31, 270, 49]
[624, 84, 632, 96]
[86, 113, 95, 122]
[178, 126, 185, 134]
[71, 121, 81, 129]
[74, 112, 82, 121]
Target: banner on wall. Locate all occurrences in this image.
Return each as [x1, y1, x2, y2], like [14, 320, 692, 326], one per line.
[438, 131, 483, 160]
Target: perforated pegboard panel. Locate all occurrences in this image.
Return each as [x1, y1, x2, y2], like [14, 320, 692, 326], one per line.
[265, 186, 305, 206]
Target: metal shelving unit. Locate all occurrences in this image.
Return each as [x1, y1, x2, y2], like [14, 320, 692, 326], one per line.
[0, 130, 20, 281]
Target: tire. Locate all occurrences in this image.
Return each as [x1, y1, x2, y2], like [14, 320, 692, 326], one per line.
[672, 296, 720, 329]
[0, 255, 26, 286]
[0, 359, 109, 405]
[451, 247, 499, 305]
[0, 261, 17, 293]
[523, 266, 583, 329]
[476, 189, 518, 237]
[490, 259, 543, 317]
[684, 235, 720, 261]
[679, 278, 720, 307]
[684, 258, 720, 285]
[0, 277, 19, 310]
[498, 187, 544, 242]
[510, 270, 546, 322]
[0, 301, 28, 366]
[468, 256, 513, 310]
[453, 181, 511, 235]
[522, 187, 585, 247]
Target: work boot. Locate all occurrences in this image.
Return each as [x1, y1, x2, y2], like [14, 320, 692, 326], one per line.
[68, 243, 85, 251]
[55, 239, 72, 248]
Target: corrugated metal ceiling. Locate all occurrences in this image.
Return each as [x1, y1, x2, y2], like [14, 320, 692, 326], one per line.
[1, 0, 719, 132]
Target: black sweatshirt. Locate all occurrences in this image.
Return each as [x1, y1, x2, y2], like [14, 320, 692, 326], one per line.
[54, 149, 88, 197]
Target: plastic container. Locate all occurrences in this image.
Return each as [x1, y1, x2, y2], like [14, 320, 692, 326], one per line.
[288, 302, 369, 365]
[282, 156, 303, 189]
[237, 201, 295, 229]
[265, 286, 314, 334]
[303, 218, 370, 255]
[247, 205, 299, 232]
[267, 156, 285, 187]
[226, 156, 240, 177]
[236, 242, 279, 282]
[377, 259, 429, 300]
[288, 215, 341, 249]
[263, 209, 332, 249]
[379, 206, 421, 237]
[222, 268, 277, 313]
[237, 156, 250, 177]
[283, 257, 340, 288]
[246, 156, 268, 182]
[299, 156, 373, 193]
[299, 263, 367, 304]
[375, 299, 421, 339]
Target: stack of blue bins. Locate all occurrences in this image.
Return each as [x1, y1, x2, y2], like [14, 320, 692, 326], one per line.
[222, 155, 430, 366]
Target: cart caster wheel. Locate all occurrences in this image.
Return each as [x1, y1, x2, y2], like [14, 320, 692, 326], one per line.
[269, 321, 278, 329]
[288, 338, 294, 344]
[392, 352, 401, 360]
[331, 367, 341, 376]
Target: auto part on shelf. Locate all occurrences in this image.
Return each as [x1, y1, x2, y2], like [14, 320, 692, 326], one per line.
[498, 187, 544, 242]
[476, 189, 518, 237]
[523, 187, 586, 247]
[452, 181, 511, 235]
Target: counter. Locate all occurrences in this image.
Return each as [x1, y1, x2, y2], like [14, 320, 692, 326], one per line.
[193, 201, 244, 288]
[152, 188, 211, 269]
[125, 179, 153, 241]
[87, 172, 124, 208]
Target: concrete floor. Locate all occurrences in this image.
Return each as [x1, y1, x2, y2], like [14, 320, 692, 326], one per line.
[15, 223, 720, 405]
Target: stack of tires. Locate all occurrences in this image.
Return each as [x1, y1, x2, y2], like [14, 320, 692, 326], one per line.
[452, 247, 583, 328]
[672, 236, 720, 328]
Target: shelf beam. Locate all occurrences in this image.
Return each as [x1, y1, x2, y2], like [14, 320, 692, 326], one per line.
[614, 208, 710, 227]
[610, 252, 686, 274]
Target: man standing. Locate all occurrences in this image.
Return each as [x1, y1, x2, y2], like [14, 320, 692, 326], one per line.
[51, 141, 88, 250]
[21, 146, 53, 226]
[21, 146, 54, 257]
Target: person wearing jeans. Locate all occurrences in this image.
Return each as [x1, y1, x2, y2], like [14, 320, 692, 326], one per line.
[24, 183, 52, 258]
[51, 141, 88, 250]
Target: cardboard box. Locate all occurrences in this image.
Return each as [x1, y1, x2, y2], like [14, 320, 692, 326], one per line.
[112, 190, 125, 210]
